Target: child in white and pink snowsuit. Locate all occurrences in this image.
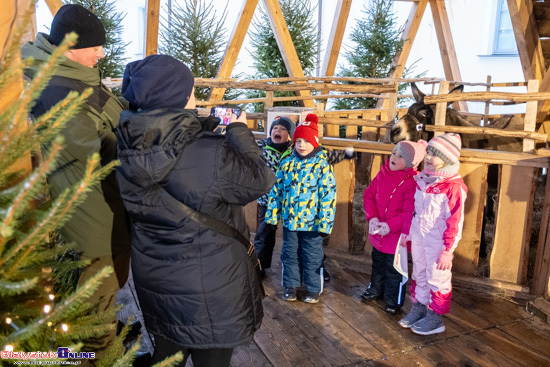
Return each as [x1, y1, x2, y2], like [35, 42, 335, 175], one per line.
[361, 140, 427, 314]
[398, 133, 468, 335]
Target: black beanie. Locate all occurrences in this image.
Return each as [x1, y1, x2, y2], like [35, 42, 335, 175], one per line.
[49, 4, 106, 49]
[269, 116, 296, 138]
[122, 55, 195, 110]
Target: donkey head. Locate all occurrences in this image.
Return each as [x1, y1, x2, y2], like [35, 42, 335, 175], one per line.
[390, 82, 464, 143]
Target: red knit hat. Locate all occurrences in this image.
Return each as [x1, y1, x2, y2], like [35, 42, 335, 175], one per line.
[293, 114, 319, 148]
[394, 139, 428, 168]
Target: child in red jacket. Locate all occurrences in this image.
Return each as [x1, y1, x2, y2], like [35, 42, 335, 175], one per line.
[361, 139, 427, 313]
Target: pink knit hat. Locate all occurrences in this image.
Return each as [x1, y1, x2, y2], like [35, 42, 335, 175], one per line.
[393, 139, 428, 168]
[426, 133, 462, 165]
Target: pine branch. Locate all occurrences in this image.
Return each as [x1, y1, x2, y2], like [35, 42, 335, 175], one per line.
[151, 352, 184, 367]
[1, 265, 113, 346]
[0, 276, 38, 296]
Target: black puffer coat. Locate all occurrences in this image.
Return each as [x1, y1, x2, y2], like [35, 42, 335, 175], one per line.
[116, 109, 275, 348]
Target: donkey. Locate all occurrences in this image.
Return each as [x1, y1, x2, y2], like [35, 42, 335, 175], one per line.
[390, 82, 524, 152]
[390, 82, 526, 258]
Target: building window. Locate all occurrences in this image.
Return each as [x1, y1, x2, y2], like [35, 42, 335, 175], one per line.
[493, 0, 517, 54]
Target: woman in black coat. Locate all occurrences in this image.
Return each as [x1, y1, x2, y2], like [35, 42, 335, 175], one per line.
[116, 55, 275, 367]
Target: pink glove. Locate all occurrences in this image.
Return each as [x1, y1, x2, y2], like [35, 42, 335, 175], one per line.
[368, 218, 380, 235]
[377, 222, 390, 237]
[437, 251, 453, 270]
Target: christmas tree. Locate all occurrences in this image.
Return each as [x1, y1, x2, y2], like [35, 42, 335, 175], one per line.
[0, 6, 182, 367]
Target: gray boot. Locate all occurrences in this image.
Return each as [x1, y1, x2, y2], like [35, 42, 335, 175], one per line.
[398, 302, 427, 328]
[411, 309, 445, 335]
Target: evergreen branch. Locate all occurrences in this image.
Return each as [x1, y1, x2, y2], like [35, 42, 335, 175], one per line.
[0, 276, 38, 296]
[1, 265, 113, 346]
[1, 142, 62, 240]
[98, 315, 135, 367]
[110, 335, 141, 367]
[0, 155, 117, 267]
[151, 352, 184, 367]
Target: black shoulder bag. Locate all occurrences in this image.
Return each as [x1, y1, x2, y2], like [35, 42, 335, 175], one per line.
[161, 187, 265, 297]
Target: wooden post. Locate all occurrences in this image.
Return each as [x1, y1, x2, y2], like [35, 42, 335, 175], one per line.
[210, 0, 259, 103]
[429, 0, 467, 112]
[145, 0, 160, 56]
[44, 0, 62, 14]
[533, 174, 550, 298]
[0, 0, 32, 178]
[490, 166, 537, 284]
[523, 79, 539, 152]
[432, 80, 449, 137]
[484, 75, 492, 123]
[320, 0, 352, 77]
[454, 163, 488, 275]
[261, 0, 314, 108]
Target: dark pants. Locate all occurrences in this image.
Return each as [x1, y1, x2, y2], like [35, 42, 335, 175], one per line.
[151, 335, 233, 367]
[77, 252, 130, 364]
[254, 205, 278, 269]
[369, 247, 406, 308]
[282, 230, 324, 293]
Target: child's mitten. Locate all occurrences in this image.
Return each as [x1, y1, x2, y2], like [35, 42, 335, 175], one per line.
[368, 218, 380, 234]
[377, 222, 390, 237]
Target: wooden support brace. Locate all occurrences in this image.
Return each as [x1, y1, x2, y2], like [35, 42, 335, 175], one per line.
[145, 0, 160, 56]
[320, 0, 352, 77]
[433, 80, 449, 137]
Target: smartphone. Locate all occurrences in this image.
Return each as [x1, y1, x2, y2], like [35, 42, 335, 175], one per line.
[210, 106, 242, 125]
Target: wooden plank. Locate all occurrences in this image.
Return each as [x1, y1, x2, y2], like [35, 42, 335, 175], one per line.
[424, 90, 550, 103]
[209, 0, 259, 103]
[261, 0, 314, 108]
[433, 80, 449, 137]
[490, 165, 537, 284]
[44, 0, 62, 14]
[320, 0, 352, 77]
[534, 1, 550, 20]
[507, 0, 545, 81]
[454, 163, 487, 275]
[524, 79, 539, 152]
[429, 0, 467, 111]
[532, 174, 550, 297]
[470, 328, 550, 366]
[145, 0, 160, 56]
[328, 159, 355, 253]
[499, 318, 550, 357]
[231, 341, 271, 367]
[0, 0, 32, 178]
[538, 18, 550, 37]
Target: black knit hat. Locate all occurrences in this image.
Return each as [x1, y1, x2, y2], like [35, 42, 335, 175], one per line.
[122, 55, 195, 110]
[49, 4, 106, 49]
[270, 116, 296, 138]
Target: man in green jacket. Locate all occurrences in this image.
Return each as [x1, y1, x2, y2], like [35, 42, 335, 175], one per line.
[21, 4, 131, 361]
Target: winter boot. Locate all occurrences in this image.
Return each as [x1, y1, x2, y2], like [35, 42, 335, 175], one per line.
[411, 309, 445, 335]
[282, 287, 297, 301]
[303, 291, 320, 304]
[398, 302, 427, 328]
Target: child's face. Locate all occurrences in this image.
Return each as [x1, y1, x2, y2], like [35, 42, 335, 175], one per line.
[389, 150, 407, 171]
[295, 138, 315, 156]
[271, 125, 290, 143]
[424, 153, 445, 172]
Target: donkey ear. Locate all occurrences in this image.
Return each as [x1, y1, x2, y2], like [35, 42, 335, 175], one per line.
[411, 82, 425, 102]
[447, 84, 464, 106]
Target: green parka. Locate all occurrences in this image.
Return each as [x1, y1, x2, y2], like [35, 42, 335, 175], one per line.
[21, 33, 131, 258]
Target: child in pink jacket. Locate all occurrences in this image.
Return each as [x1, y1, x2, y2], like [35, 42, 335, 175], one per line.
[398, 133, 468, 335]
[361, 140, 427, 313]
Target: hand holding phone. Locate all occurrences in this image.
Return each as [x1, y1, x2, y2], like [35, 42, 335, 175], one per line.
[210, 106, 242, 125]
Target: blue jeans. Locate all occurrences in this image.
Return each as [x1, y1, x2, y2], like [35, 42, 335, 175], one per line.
[281, 229, 324, 293]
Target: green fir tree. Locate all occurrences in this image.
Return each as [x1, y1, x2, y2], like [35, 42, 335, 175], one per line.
[63, 0, 128, 79]
[0, 7, 182, 367]
[334, 0, 405, 111]
[159, 0, 238, 102]
[246, 0, 320, 112]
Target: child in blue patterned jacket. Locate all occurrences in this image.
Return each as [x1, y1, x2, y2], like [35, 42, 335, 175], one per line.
[265, 113, 336, 304]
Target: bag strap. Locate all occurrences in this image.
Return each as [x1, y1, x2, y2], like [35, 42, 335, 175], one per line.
[160, 186, 253, 254]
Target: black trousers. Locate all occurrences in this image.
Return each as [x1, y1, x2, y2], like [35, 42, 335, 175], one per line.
[254, 204, 278, 270]
[369, 247, 406, 308]
[150, 335, 233, 367]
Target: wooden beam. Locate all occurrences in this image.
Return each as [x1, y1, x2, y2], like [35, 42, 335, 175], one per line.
[377, 0, 428, 109]
[145, 0, 160, 56]
[261, 0, 314, 108]
[0, 0, 32, 177]
[524, 79, 539, 152]
[429, 0, 467, 112]
[507, 0, 545, 81]
[320, 0, 352, 77]
[210, 0, 259, 103]
[44, 0, 62, 15]
[532, 171, 550, 297]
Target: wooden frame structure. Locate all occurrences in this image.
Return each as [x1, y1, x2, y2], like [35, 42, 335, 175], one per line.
[4, 0, 550, 299]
